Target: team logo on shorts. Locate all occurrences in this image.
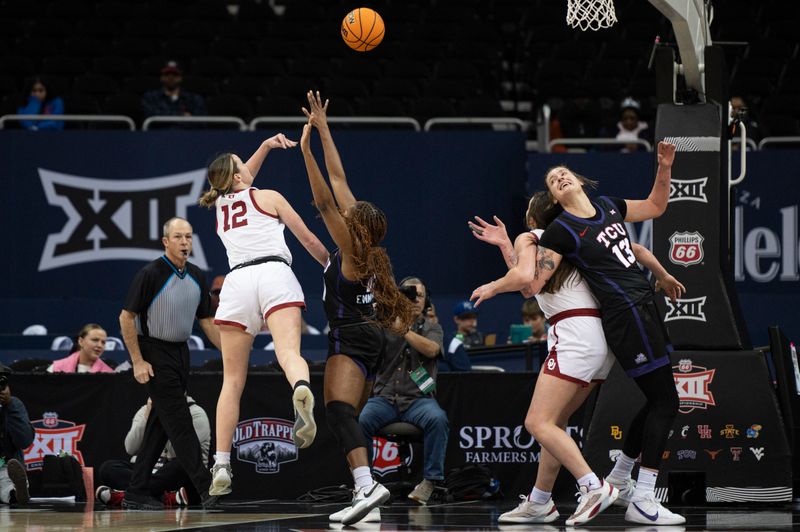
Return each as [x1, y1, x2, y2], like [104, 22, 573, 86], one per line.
[24, 412, 86, 470]
[673, 359, 716, 414]
[233, 417, 298, 474]
[669, 177, 708, 203]
[38, 168, 209, 271]
[371, 437, 413, 477]
[669, 231, 705, 267]
[664, 296, 707, 322]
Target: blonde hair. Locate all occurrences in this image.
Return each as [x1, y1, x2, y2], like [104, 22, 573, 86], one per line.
[199, 153, 237, 208]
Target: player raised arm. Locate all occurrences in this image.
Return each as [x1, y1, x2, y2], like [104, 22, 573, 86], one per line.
[469, 215, 517, 268]
[244, 133, 297, 178]
[623, 141, 676, 222]
[267, 190, 329, 267]
[302, 91, 356, 211]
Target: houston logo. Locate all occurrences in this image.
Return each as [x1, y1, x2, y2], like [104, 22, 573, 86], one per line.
[38, 168, 208, 271]
[233, 418, 297, 474]
[669, 231, 705, 267]
[24, 412, 86, 470]
[673, 359, 716, 414]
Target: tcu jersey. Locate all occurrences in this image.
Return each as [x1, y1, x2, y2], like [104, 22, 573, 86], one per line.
[215, 187, 292, 269]
[531, 229, 598, 318]
[323, 250, 376, 326]
[538, 196, 652, 315]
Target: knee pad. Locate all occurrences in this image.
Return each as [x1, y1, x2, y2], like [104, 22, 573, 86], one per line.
[326, 401, 367, 454]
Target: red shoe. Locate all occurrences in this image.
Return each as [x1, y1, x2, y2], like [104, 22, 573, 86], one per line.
[96, 485, 125, 507]
[163, 487, 189, 507]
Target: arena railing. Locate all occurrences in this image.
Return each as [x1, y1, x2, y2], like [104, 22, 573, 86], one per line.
[548, 138, 654, 152]
[423, 117, 527, 132]
[732, 137, 758, 151]
[142, 116, 247, 131]
[0, 114, 136, 130]
[758, 136, 800, 150]
[249, 116, 421, 131]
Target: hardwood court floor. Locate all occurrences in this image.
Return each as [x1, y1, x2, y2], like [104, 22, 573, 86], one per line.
[1, 499, 798, 531]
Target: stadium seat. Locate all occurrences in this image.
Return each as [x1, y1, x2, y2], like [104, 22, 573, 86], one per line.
[181, 75, 220, 97]
[356, 96, 408, 117]
[42, 56, 87, 77]
[206, 94, 254, 121]
[103, 93, 144, 125]
[72, 74, 120, 98]
[325, 78, 371, 100]
[224, 76, 270, 99]
[61, 93, 100, 115]
[372, 78, 421, 99]
[238, 58, 286, 77]
[191, 56, 237, 78]
[255, 94, 307, 117]
[0, 56, 36, 77]
[93, 56, 137, 78]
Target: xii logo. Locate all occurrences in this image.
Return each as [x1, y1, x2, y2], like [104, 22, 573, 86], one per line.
[664, 296, 707, 322]
[669, 177, 708, 203]
[38, 169, 208, 271]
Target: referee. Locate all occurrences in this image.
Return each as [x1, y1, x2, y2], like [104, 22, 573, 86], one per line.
[119, 217, 221, 510]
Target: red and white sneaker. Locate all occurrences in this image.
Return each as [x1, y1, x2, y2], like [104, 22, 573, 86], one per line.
[163, 487, 190, 507]
[96, 485, 125, 507]
[498, 495, 559, 523]
[565, 479, 619, 526]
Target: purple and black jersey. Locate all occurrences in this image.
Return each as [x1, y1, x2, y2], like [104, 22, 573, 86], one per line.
[322, 249, 376, 327]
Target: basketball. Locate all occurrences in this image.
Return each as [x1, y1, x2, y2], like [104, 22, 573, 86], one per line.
[341, 7, 385, 52]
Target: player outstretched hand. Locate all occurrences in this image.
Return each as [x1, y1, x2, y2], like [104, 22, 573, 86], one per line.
[302, 90, 330, 129]
[264, 133, 297, 150]
[657, 141, 676, 167]
[470, 281, 498, 307]
[468, 215, 509, 247]
[655, 274, 686, 303]
[300, 121, 312, 152]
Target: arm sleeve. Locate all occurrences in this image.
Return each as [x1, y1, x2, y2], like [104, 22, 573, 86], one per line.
[123, 268, 150, 314]
[6, 398, 35, 450]
[538, 223, 574, 256]
[124, 405, 148, 456]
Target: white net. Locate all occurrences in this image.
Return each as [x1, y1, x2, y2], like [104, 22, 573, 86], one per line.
[566, 0, 618, 31]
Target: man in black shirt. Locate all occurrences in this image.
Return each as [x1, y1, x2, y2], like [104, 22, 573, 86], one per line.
[119, 217, 221, 510]
[141, 60, 207, 120]
[358, 277, 447, 506]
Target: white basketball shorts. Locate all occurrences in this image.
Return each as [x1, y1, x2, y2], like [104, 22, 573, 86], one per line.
[214, 262, 305, 336]
[542, 313, 615, 386]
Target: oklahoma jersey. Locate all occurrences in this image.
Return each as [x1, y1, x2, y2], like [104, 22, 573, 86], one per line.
[538, 196, 652, 316]
[215, 187, 292, 269]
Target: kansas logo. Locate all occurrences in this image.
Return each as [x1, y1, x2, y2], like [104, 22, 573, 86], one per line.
[669, 177, 708, 203]
[38, 168, 208, 271]
[371, 437, 413, 477]
[233, 417, 298, 474]
[24, 412, 86, 470]
[669, 231, 705, 267]
[664, 296, 707, 322]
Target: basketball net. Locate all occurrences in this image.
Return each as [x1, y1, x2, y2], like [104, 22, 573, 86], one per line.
[566, 0, 617, 31]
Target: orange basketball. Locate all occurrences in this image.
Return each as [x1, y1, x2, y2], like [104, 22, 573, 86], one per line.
[341, 7, 385, 52]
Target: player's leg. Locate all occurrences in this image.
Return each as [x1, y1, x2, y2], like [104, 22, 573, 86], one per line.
[210, 325, 253, 496]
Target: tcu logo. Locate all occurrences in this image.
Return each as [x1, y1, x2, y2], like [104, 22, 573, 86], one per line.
[673, 359, 716, 414]
[38, 168, 208, 271]
[664, 296, 707, 322]
[669, 231, 705, 267]
[371, 437, 412, 477]
[24, 413, 86, 470]
[595, 223, 627, 248]
[669, 178, 708, 203]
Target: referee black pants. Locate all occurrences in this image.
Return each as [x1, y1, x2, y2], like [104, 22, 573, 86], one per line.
[128, 337, 211, 498]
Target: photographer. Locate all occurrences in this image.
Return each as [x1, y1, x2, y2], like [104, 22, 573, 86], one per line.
[0, 363, 35, 505]
[358, 277, 448, 506]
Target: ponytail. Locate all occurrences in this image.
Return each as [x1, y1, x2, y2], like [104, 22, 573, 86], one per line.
[200, 153, 236, 209]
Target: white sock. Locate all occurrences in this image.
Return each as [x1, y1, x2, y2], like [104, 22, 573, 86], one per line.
[214, 452, 231, 465]
[632, 467, 658, 501]
[528, 487, 551, 504]
[577, 472, 602, 491]
[352, 466, 373, 490]
[606, 452, 636, 484]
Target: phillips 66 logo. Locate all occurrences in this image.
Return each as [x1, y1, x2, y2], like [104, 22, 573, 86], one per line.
[669, 231, 705, 267]
[371, 437, 412, 477]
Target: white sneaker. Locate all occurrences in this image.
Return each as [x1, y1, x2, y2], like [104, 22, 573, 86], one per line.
[607, 476, 636, 507]
[340, 482, 391, 526]
[209, 462, 232, 496]
[625, 492, 686, 525]
[292, 384, 317, 449]
[565, 479, 619, 526]
[498, 495, 559, 524]
[329, 506, 381, 522]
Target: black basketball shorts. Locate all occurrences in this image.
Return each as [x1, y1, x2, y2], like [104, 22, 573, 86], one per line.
[602, 298, 673, 378]
[327, 321, 385, 376]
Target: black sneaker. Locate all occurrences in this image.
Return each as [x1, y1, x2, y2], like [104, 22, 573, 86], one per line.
[122, 491, 165, 510]
[201, 492, 220, 510]
[7, 459, 29, 505]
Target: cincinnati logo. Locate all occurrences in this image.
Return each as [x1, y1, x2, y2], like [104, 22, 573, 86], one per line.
[38, 168, 208, 271]
[669, 231, 705, 267]
[673, 359, 716, 414]
[370, 437, 413, 477]
[664, 296, 707, 322]
[232, 417, 297, 474]
[669, 177, 708, 203]
[24, 412, 86, 470]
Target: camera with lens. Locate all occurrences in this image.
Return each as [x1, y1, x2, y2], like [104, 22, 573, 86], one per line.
[0, 374, 8, 392]
[399, 284, 418, 302]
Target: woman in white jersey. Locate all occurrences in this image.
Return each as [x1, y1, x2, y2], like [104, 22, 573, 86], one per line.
[469, 192, 683, 526]
[198, 134, 329, 497]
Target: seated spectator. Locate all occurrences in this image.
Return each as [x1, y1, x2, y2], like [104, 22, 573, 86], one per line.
[0, 363, 35, 505]
[47, 323, 114, 373]
[141, 60, 206, 119]
[452, 300, 484, 347]
[612, 97, 652, 152]
[521, 299, 548, 342]
[441, 330, 472, 372]
[17, 76, 64, 131]
[95, 396, 210, 507]
[359, 277, 448, 505]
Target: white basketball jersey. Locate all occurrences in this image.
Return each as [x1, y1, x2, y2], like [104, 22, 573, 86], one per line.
[215, 187, 292, 269]
[532, 229, 598, 318]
